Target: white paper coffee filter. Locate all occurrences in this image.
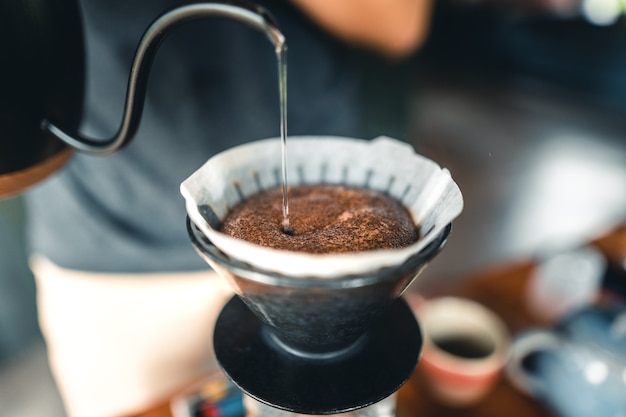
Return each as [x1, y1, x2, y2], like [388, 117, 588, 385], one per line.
[181, 136, 463, 277]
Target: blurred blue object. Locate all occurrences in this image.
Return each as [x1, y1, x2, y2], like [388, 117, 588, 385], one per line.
[507, 304, 626, 417]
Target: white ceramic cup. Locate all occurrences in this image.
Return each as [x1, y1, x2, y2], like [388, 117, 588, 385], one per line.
[410, 296, 511, 407]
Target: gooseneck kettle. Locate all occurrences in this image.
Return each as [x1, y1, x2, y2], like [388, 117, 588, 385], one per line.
[0, 0, 283, 198]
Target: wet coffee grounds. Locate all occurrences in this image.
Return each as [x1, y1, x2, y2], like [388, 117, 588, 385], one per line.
[219, 184, 419, 253]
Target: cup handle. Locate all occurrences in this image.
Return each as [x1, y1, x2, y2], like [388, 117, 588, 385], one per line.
[505, 330, 562, 396]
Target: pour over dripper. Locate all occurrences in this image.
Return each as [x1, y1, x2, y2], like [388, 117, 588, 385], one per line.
[182, 135, 463, 414]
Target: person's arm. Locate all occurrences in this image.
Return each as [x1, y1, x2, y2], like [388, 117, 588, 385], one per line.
[290, 0, 434, 59]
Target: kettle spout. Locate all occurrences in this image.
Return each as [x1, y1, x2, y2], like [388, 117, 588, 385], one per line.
[44, 1, 286, 154]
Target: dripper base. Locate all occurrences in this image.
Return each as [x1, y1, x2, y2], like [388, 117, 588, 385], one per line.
[214, 296, 422, 415]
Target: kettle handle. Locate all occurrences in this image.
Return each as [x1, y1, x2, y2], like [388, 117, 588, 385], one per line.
[505, 330, 562, 397]
[42, 1, 284, 154]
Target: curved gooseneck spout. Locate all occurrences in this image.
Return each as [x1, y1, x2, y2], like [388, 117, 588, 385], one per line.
[42, 1, 286, 154]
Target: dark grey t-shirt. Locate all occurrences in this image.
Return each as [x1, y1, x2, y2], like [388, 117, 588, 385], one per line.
[24, 0, 365, 272]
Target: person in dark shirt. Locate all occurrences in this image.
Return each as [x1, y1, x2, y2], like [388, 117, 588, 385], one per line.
[24, 1, 433, 416]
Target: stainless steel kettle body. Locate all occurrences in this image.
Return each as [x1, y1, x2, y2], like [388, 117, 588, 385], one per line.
[0, 0, 283, 198]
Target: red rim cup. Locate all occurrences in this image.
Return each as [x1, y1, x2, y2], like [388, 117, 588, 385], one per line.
[411, 296, 511, 407]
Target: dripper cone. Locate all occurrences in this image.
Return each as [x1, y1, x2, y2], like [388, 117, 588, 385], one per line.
[188, 217, 450, 354]
[181, 136, 462, 413]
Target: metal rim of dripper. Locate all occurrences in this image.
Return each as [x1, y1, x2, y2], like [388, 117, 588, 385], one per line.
[186, 217, 452, 287]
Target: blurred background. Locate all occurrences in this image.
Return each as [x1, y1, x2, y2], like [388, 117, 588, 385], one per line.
[1, 0, 626, 416]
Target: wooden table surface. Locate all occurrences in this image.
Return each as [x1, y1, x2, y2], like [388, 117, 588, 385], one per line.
[133, 224, 626, 417]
